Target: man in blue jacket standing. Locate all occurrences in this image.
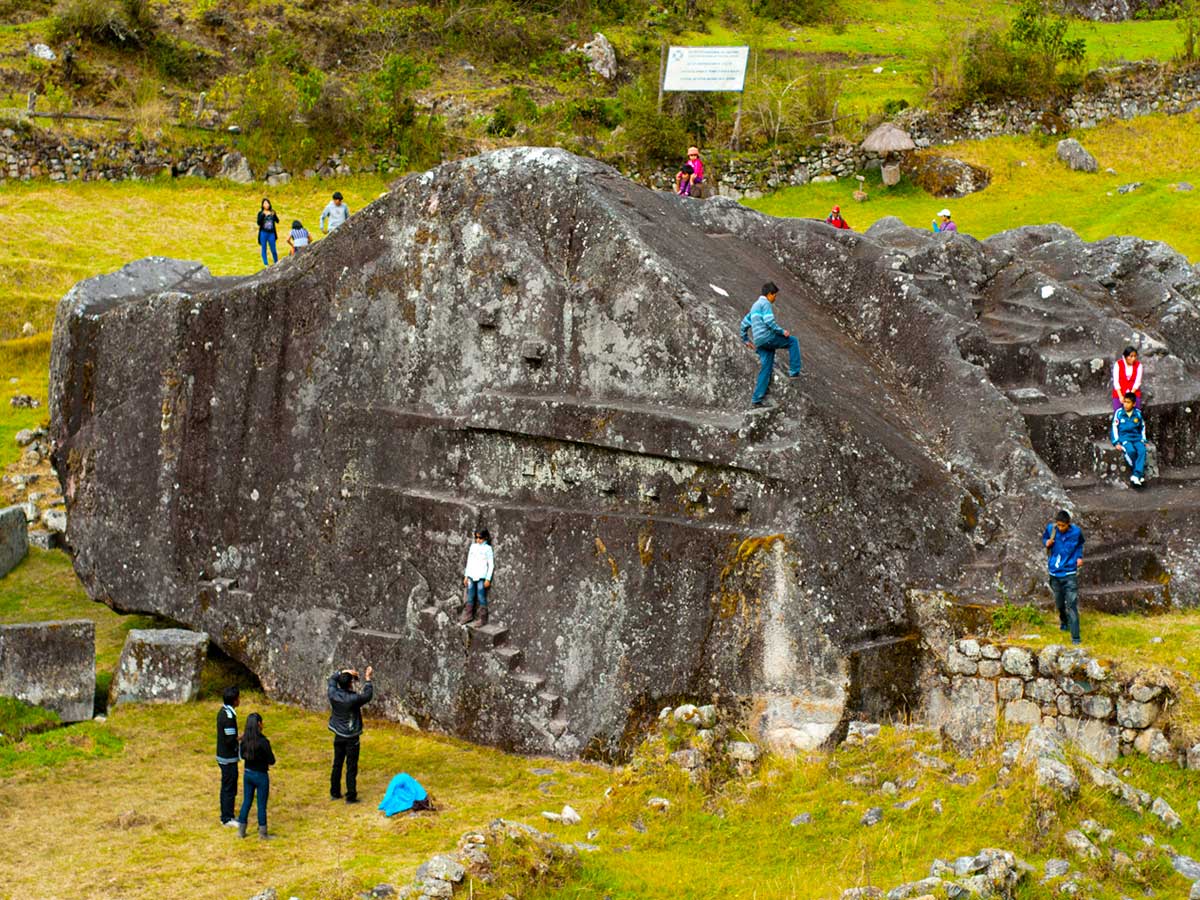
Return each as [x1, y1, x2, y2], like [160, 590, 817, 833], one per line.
[1043, 510, 1085, 645]
[1111, 391, 1148, 486]
[328, 665, 374, 803]
[740, 281, 802, 408]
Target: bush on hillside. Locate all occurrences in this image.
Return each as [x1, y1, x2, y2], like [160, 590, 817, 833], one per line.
[51, 0, 155, 48]
[932, 0, 1085, 107]
[751, 0, 845, 25]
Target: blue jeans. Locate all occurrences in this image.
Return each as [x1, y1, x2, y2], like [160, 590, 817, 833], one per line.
[1049, 573, 1080, 643]
[467, 579, 488, 608]
[238, 769, 269, 827]
[1117, 440, 1146, 478]
[259, 231, 278, 265]
[752, 334, 802, 404]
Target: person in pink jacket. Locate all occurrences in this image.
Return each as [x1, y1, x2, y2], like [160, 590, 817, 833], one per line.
[675, 146, 704, 197]
[1111, 345, 1143, 411]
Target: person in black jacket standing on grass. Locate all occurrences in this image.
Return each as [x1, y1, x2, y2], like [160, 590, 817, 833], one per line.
[328, 665, 374, 804]
[216, 686, 240, 828]
[236, 712, 276, 840]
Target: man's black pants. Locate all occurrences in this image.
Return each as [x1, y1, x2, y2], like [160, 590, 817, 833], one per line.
[219, 761, 238, 822]
[331, 735, 361, 799]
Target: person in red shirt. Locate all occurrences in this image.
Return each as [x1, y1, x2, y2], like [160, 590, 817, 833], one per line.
[1111, 345, 1143, 411]
[825, 206, 850, 229]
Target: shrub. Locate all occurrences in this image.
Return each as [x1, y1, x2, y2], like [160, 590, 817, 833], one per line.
[51, 0, 155, 48]
[991, 601, 1046, 634]
[488, 87, 540, 137]
[935, 0, 1086, 106]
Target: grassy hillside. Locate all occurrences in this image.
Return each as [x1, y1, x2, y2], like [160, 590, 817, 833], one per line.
[745, 112, 1200, 259]
[1, 0, 1196, 177]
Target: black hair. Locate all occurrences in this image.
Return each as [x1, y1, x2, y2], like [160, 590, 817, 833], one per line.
[1123, 345, 1137, 359]
[475, 527, 491, 543]
[292, 220, 303, 230]
[762, 282, 779, 296]
[242, 712, 264, 757]
[336, 671, 355, 690]
[679, 163, 693, 174]
[261, 198, 272, 210]
[332, 191, 343, 200]
[1123, 391, 1137, 401]
[1055, 509, 1071, 524]
[222, 686, 240, 705]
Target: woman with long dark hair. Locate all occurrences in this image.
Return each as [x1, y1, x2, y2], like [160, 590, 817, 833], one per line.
[256, 198, 280, 266]
[236, 712, 276, 839]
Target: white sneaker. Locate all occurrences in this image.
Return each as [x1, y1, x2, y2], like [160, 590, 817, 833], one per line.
[223, 820, 240, 828]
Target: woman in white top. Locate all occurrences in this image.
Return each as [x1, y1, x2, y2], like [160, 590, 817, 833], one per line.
[459, 528, 494, 626]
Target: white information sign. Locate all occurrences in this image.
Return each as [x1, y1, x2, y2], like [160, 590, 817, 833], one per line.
[662, 46, 750, 93]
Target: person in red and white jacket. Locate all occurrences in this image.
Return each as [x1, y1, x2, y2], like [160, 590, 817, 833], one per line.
[1111, 345, 1142, 411]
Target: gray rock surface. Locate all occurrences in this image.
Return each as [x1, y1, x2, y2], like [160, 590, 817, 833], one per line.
[49, 149, 1200, 757]
[217, 151, 254, 184]
[572, 33, 617, 81]
[0, 505, 28, 578]
[110, 628, 208, 706]
[1056, 138, 1098, 173]
[0, 620, 95, 721]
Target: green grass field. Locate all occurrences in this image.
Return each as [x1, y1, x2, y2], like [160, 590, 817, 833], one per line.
[745, 112, 1200, 260]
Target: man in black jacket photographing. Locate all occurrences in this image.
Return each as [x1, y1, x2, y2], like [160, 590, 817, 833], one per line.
[328, 665, 374, 803]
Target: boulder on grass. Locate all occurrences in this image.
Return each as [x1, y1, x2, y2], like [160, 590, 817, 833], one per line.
[902, 153, 991, 198]
[0, 505, 28, 578]
[1056, 139, 1098, 173]
[110, 628, 209, 706]
[0, 620, 95, 721]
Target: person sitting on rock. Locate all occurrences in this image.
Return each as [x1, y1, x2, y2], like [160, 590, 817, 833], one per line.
[931, 208, 957, 233]
[1111, 345, 1143, 411]
[459, 527, 494, 625]
[675, 146, 704, 197]
[676, 163, 695, 197]
[1111, 391, 1148, 487]
[1042, 509, 1084, 645]
[825, 206, 850, 230]
[740, 281, 802, 409]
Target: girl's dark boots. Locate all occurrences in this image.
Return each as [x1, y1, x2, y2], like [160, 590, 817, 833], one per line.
[237, 821, 247, 838]
[477, 605, 489, 626]
[258, 825, 271, 840]
[458, 599, 477, 624]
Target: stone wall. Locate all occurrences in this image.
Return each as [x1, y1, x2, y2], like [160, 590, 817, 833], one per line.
[0, 619, 95, 722]
[642, 61, 1200, 197]
[926, 638, 1182, 766]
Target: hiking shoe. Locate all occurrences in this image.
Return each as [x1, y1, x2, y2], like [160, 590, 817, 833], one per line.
[477, 606, 489, 626]
[458, 602, 477, 625]
[330, 793, 343, 800]
[237, 821, 247, 838]
[1072, 639, 1082, 645]
[345, 795, 360, 805]
[258, 825, 272, 840]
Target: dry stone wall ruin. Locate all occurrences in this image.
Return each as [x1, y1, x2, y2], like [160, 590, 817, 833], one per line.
[49, 149, 1200, 758]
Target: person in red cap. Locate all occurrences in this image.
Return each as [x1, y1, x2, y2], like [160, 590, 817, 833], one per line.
[825, 206, 850, 229]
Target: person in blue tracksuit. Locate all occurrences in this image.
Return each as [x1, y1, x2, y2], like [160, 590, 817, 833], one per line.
[739, 281, 802, 408]
[1111, 391, 1148, 486]
[1042, 509, 1085, 645]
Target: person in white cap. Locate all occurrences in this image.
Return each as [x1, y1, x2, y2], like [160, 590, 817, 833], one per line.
[932, 209, 957, 233]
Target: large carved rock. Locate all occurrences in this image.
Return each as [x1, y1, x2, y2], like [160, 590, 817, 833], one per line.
[110, 629, 208, 706]
[0, 620, 95, 721]
[49, 149, 1200, 757]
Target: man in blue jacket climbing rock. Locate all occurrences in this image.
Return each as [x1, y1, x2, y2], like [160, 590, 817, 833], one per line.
[1042, 510, 1085, 645]
[740, 281, 802, 408]
[328, 665, 374, 803]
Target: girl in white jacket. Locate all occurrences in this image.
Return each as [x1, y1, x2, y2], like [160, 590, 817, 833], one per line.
[459, 528, 494, 625]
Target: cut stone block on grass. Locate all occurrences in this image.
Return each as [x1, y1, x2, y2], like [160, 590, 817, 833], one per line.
[0, 505, 29, 578]
[110, 628, 209, 706]
[0, 620, 95, 721]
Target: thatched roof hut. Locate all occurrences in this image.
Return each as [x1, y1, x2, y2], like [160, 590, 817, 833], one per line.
[861, 123, 916, 154]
